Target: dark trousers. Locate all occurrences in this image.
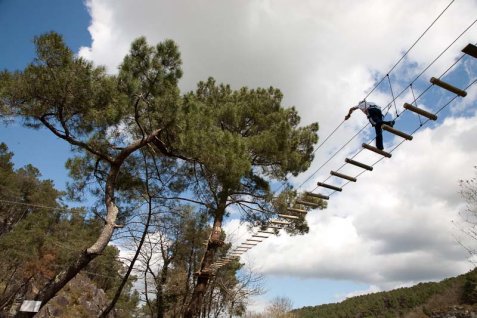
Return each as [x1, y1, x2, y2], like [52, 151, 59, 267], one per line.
[368, 108, 393, 150]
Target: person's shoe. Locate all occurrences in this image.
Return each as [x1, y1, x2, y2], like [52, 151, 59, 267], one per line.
[389, 120, 395, 127]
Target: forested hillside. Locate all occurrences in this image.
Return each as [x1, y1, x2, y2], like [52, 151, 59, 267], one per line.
[292, 268, 477, 318]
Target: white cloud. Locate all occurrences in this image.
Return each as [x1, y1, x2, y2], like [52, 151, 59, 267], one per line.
[247, 113, 477, 289]
[80, 0, 477, 303]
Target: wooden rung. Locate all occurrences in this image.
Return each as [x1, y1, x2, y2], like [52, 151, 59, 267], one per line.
[382, 124, 413, 140]
[252, 234, 269, 238]
[295, 200, 320, 208]
[362, 143, 392, 158]
[247, 239, 263, 242]
[278, 214, 300, 220]
[403, 103, 437, 120]
[241, 243, 257, 246]
[258, 230, 275, 234]
[462, 43, 477, 59]
[305, 192, 330, 200]
[270, 219, 290, 225]
[330, 171, 357, 182]
[317, 182, 342, 192]
[345, 158, 373, 171]
[430, 77, 467, 97]
[287, 207, 308, 213]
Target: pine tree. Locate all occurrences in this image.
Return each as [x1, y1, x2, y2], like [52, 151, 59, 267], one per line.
[0, 32, 185, 310]
[179, 78, 321, 317]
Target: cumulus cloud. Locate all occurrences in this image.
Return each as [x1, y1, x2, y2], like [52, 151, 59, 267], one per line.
[246, 113, 477, 289]
[80, 0, 477, 301]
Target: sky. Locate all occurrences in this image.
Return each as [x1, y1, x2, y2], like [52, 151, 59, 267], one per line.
[1, 0, 477, 313]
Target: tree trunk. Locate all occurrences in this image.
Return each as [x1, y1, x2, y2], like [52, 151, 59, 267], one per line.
[100, 188, 155, 317]
[26, 163, 121, 314]
[185, 196, 227, 318]
[19, 131, 163, 313]
[157, 260, 170, 318]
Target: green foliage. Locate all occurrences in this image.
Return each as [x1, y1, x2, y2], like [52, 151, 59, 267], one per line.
[0, 145, 135, 314]
[0, 142, 62, 237]
[181, 78, 318, 186]
[0, 32, 184, 193]
[462, 270, 477, 304]
[179, 78, 320, 232]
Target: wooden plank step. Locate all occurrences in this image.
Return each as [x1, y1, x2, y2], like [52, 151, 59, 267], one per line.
[382, 124, 413, 140]
[462, 43, 477, 59]
[252, 234, 269, 238]
[270, 219, 290, 226]
[345, 158, 373, 171]
[247, 239, 263, 242]
[258, 230, 275, 234]
[362, 143, 392, 158]
[287, 207, 308, 213]
[241, 243, 257, 246]
[430, 77, 467, 97]
[317, 182, 342, 192]
[330, 171, 357, 182]
[305, 192, 330, 200]
[295, 200, 320, 208]
[278, 214, 300, 220]
[403, 103, 437, 120]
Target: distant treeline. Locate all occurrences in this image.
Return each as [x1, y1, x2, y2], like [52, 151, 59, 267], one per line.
[292, 268, 477, 318]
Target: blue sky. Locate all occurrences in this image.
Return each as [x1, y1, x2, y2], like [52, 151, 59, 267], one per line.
[1, 0, 477, 312]
[0, 0, 90, 190]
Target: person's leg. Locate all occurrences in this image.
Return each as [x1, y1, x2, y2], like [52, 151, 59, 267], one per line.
[374, 124, 384, 150]
[368, 108, 384, 149]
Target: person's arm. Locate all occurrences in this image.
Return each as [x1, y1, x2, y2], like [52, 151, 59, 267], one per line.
[345, 106, 358, 120]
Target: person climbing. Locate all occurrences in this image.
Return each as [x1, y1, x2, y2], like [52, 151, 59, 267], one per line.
[345, 100, 395, 150]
